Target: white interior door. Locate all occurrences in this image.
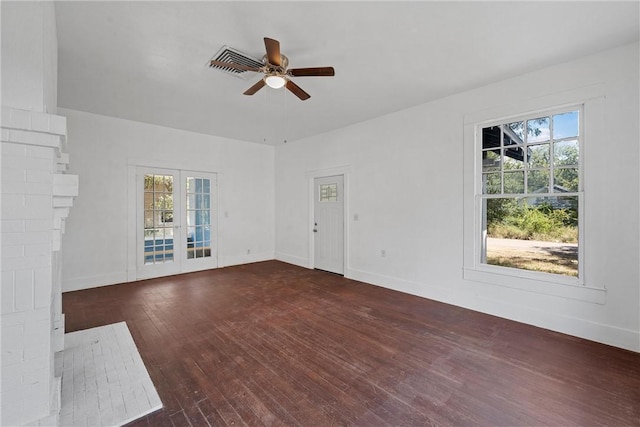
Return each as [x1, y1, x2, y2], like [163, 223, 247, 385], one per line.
[136, 168, 217, 280]
[314, 175, 344, 275]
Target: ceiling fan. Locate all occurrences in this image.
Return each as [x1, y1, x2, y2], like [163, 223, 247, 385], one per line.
[210, 37, 335, 101]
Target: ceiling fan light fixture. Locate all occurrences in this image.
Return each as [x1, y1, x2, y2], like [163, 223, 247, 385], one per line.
[265, 74, 286, 89]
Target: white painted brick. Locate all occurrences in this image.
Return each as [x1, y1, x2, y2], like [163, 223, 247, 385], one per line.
[52, 196, 73, 208]
[2, 155, 53, 173]
[54, 163, 67, 174]
[34, 268, 52, 289]
[25, 243, 51, 258]
[1, 106, 11, 126]
[30, 112, 50, 133]
[3, 231, 50, 246]
[24, 315, 50, 337]
[1, 400, 23, 427]
[2, 245, 26, 259]
[56, 152, 69, 166]
[2, 323, 25, 365]
[1, 255, 51, 272]
[1, 143, 27, 158]
[2, 219, 25, 233]
[25, 195, 53, 211]
[31, 306, 51, 322]
[26, 145, 56, 161]
[27, 183, 54, 196]
[24, 340, 50, 361]
[1, 128, 10, 141]
[2, 310, 27, 326]
[53, 208, 70, 229]
[22, 366, 47, 386]
[8, 129, 60, 148]
[49, 115, 67, 136]
[1, 348, 24, 367]
[25, 219, 52, 232]
[2, 278, 15, 313]
[26, 169, 52, 183]
[2, 194, 25, 209]
[2, 182, 52, 198]
[1, 364, 23, 393]
[9, 108, 32, 130]
[26, 145, 55, 160]
[14, 270, 34, 311]
[24, 342, 50, 365]
[2, 166, 27, 183]
[34, 269, 52, 309]
[4, 204, 49, 223]
[15, 269, 34, 287]
[52, 230, 61, 252]
[52, 174, 79, 197]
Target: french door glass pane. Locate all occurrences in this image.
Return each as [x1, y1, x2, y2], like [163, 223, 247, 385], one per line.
[186, 177, 212, 259]
[143, 174, 174, 265]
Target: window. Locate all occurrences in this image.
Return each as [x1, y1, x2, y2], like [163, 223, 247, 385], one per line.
[478, 107, 582, 280]
[319, 183, 338, 202]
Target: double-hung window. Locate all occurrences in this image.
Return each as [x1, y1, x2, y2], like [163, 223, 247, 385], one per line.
[477, 107, 582, 282]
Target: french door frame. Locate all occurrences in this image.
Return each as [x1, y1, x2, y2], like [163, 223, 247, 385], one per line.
[128, 164, 220, 282]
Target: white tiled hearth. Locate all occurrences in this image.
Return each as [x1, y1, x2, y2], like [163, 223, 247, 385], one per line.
[60, 322, 162, 426]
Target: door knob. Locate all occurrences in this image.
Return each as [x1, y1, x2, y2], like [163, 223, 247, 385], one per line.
[313, 222, 318, 232]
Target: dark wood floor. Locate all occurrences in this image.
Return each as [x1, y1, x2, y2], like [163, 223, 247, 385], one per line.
[63, 261, 640, 427]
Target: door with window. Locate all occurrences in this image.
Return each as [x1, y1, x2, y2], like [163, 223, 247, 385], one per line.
[136, 168, 217, 279]
[313, 175, 344, 275]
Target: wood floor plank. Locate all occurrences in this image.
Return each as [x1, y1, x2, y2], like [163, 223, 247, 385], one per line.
[62, 261, 640, 427]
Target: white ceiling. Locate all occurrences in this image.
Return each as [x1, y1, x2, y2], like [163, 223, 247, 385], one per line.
[55, 1, 639, 145]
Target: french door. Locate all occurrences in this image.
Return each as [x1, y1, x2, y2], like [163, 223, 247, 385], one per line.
[136, 167, 217, 279]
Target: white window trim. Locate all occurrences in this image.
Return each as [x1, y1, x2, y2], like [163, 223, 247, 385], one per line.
[462, 84, 607, 304]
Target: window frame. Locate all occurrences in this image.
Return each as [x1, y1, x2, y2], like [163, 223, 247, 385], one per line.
[462, 86, 608, 304]
[475, 105, 584, 286]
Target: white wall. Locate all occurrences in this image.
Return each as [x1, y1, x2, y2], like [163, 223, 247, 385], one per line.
[1, 1, 57, 114]
[275, 42, 640, 352]
[60, 108, 275, 292]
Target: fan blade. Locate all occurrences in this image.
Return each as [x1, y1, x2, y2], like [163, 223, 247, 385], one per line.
[244, 79, 266, 96]
[286, 80, 310, 100]
[210, 60, 261, 73]
[264, 37, 281, 66]
[288, 67, 335, 77]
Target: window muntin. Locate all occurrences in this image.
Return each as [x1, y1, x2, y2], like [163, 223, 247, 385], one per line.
[479, 108, 581, 279]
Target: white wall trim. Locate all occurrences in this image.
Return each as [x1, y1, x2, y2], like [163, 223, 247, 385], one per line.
[222, 251, 274, 268]
[63, 272, 128, 293]
[348, 266, 639, 352]
[275, 252, 308, 268]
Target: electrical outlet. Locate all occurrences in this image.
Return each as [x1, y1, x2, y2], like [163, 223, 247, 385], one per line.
[381, 249, 386, 257]
[247, 249, 251, 255]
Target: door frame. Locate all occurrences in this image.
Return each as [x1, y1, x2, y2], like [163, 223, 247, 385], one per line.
[306, 165, 351, 276]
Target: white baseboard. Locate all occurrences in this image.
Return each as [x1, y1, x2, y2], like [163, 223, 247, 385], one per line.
[347, 267, 640, 353]
[275, 252, 309, 268]
[221, 251, 274, 268]
[62, 272, 128, 292]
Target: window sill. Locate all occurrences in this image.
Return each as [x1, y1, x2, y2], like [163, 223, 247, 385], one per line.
[463, 266, 606, 304]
